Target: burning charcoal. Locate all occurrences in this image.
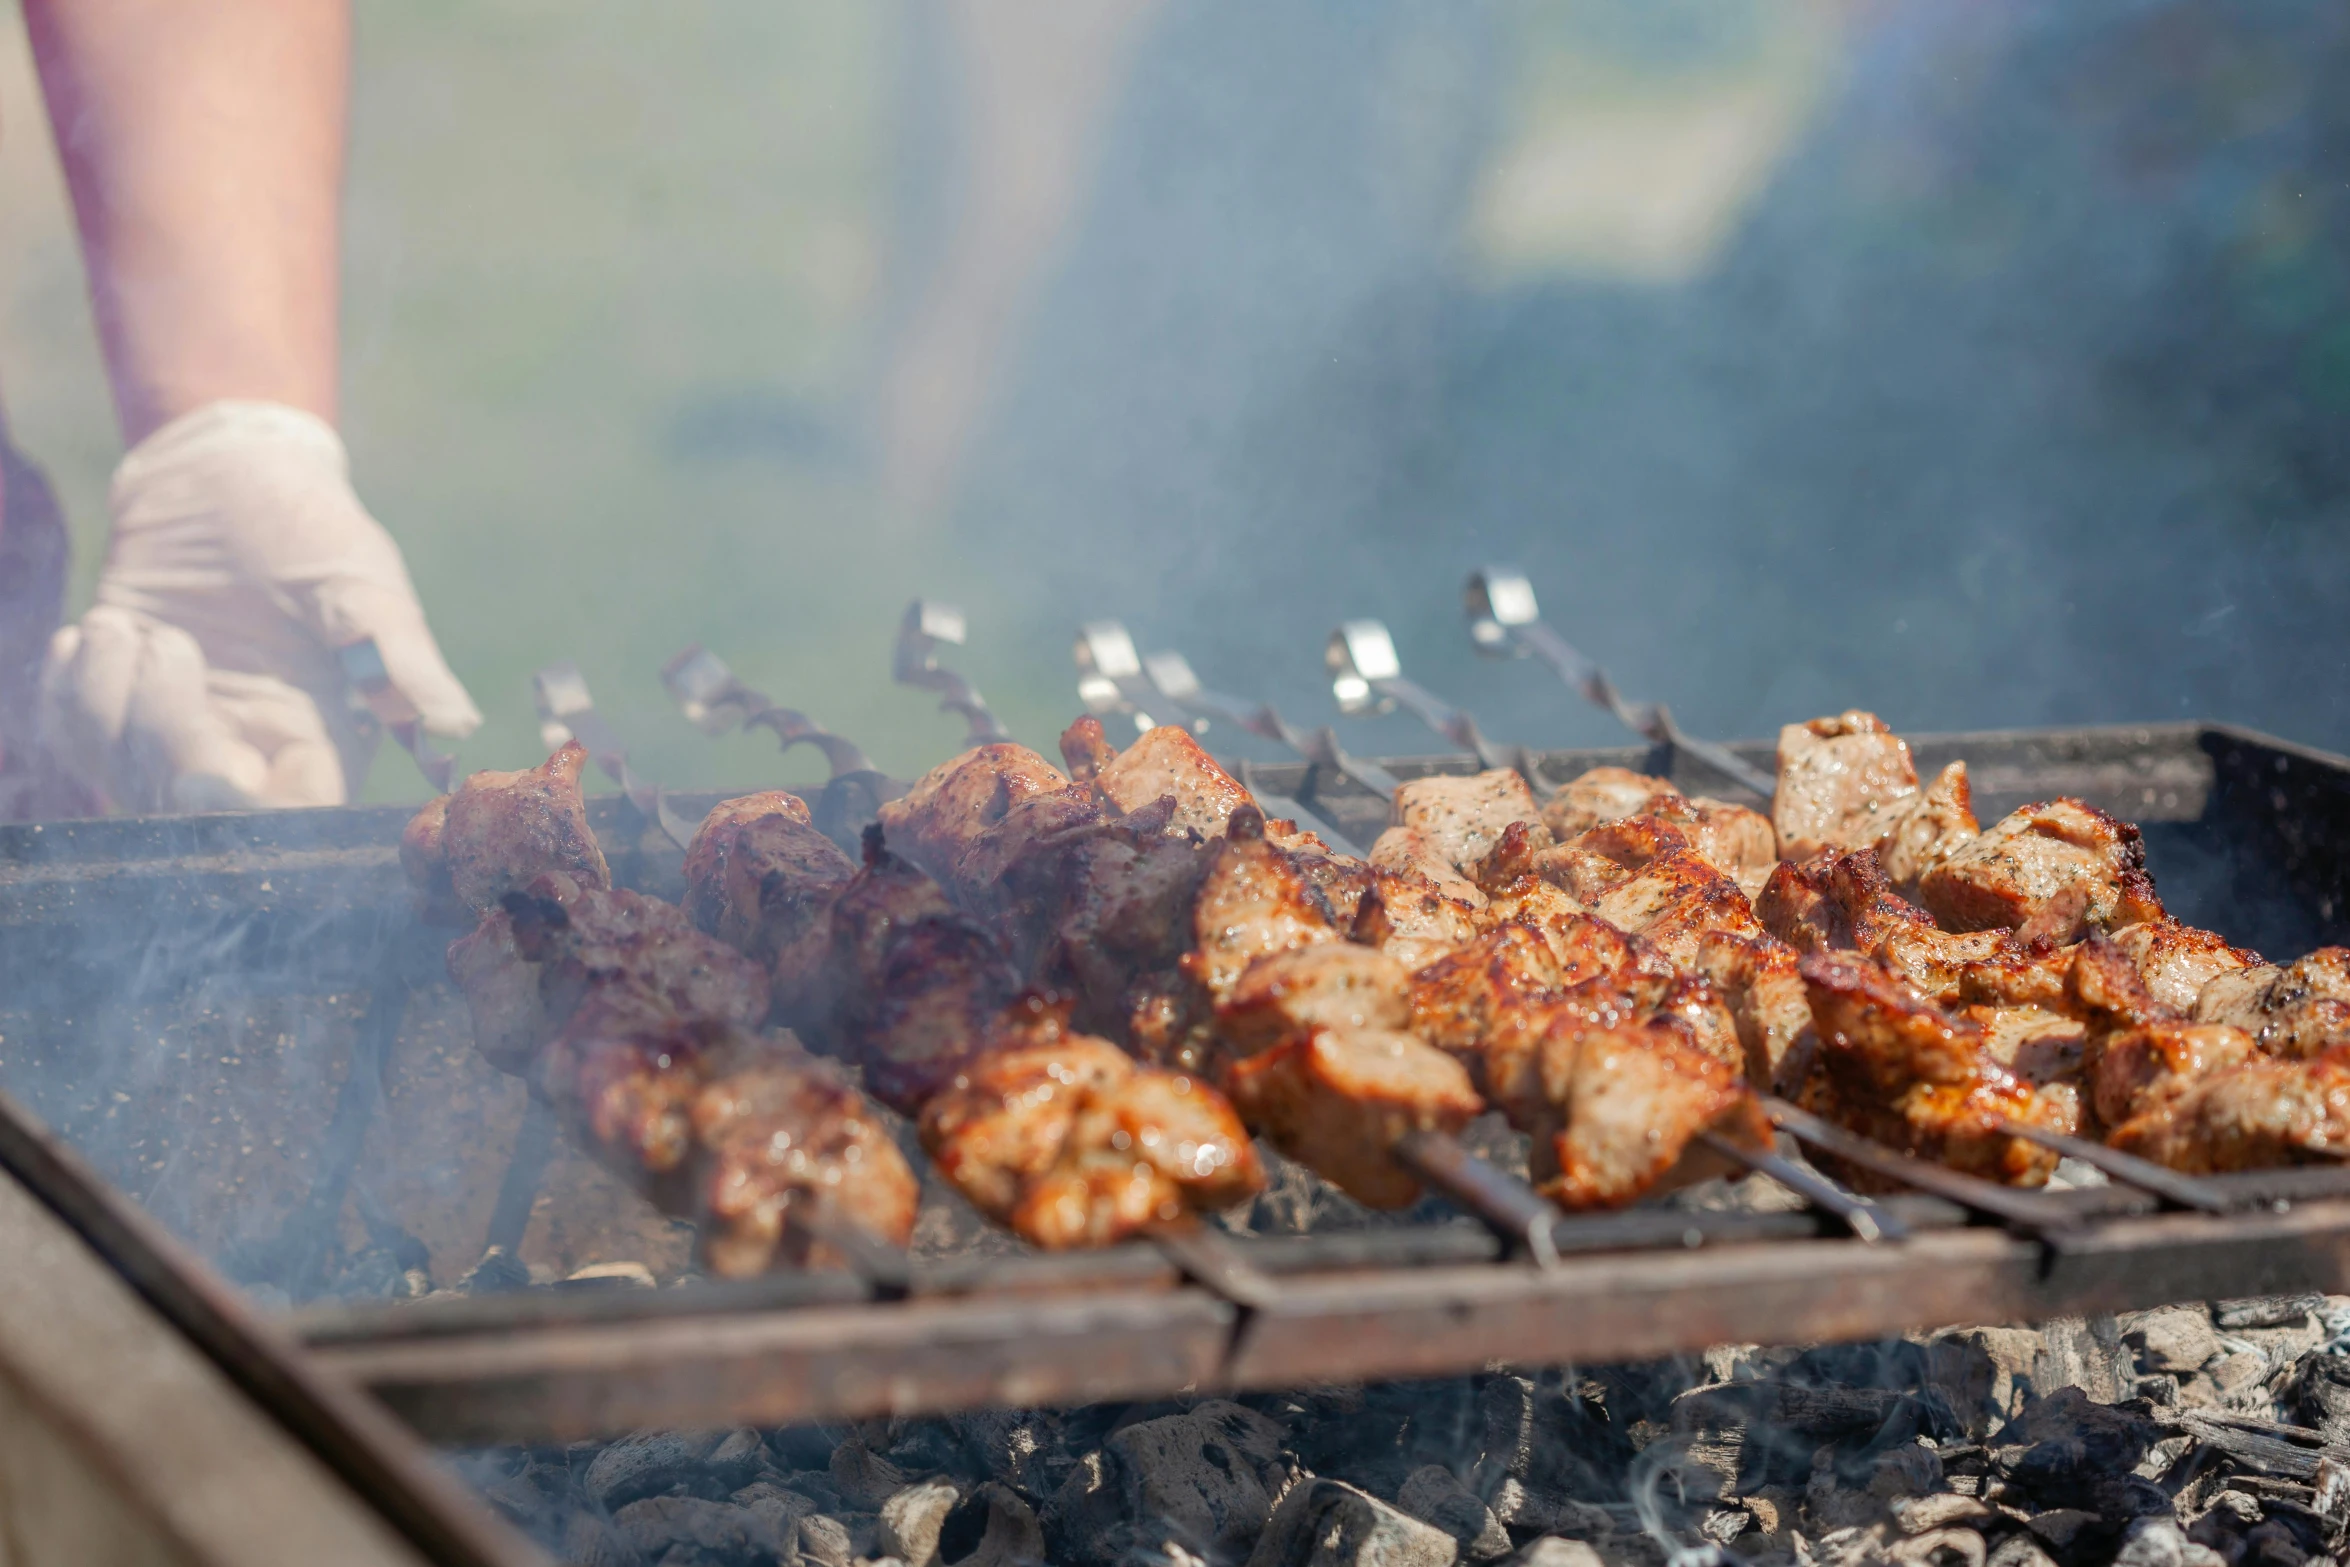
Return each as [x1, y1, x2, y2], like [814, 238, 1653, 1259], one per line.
[1471, 1374, 1616, 1519]
[769, 1424, 851, 1473]
[832, 1438, 914, 1510]
[1984, 1536, 2058, 1567]
[2113, 1517, 2231, 1567]
[1099, 1400, 1291, 1562]
[2033, 1317, 2134, 1406]
[2022, 1511, 2100, 1554]
[1245, 1478, 1460, 1567]
[797, 1513, 856, 1567]
[1507, 1542, 1605, 1567]
[1938, 1330, 2047, 1431]
[1396, 1465, 1513, 1562]
[1895, 1495, 2000, 1536]
[2285, 1359, 2350, 1446]
[933, 1484, 1046, 1567]
[2241, 1519, 2318, 1567]
[942, 1409, 1059, 1494]
[586, 1429, 737, 1511]
[1885, 1527, 1988, 1567]
[1866, 1441, 1945, 1499]
[559, 1510, 643, 1567]
[610, 1495, 795, 1561]
[1991, 1388, 2161, 1510]
[878, 1478, 962, 1565]
[2125, 1308, 2225, 1378]
[2216, 1297, 2327, 1332]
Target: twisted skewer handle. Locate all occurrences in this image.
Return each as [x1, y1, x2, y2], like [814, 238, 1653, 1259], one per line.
[533, 661, 703, 848]
[895, 600, 1012, 745]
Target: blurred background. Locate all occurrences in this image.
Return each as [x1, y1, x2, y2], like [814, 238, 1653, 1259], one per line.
[2, 0, 2345, 801]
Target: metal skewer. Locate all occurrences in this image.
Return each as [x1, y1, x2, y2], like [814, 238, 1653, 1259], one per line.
[1994, 1118, 2233, 1214]
[340, 638, 460, 794]
[662, 646, 906, 852]
[1071, 621, 1368, 851]
[1764, 1096, 2084, 1237]
[1325, 618, 1544, 783]
[1694, 1130, 1907, 1244]
[894, 600, 1011, 745]
[533, 661, 703, 849]
[1463, 567, 1775, 799]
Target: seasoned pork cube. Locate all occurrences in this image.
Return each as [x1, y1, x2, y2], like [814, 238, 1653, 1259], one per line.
[1390, 769, 1549, 873]
[1540, 766, 1683, 840]
[1963, 1006, 2087, 1095]
[1093, 723, 1255, 841]
[1349, 870, 1482, 973]
[2109, 1051, 2350, 1173]
[923, 1032, 1262, 1248]
[1774, 711, 1921, 862]
[1407, 923, 1570, 1062]
[1798, 953, 2063, 1185]
[1224, 1026, 1481, 1209]
[2109, 919, 2259, 1015]
[1877, 761, 1979, 894]
[1659, 797, 1781, 898]
[1217, 942, 1411, 1055]
[681, 796, 858, 1028]
[406, 740, 611, 915]
[1917, 798, 2165, 937]
[1587, 848, 1764, 970]
[681, 790, 813, 937]
[1181, 807, 1335, 1002]
[1533, 1019, 1768, 1211]
[2192, 948, 2350, 1058]
[1369, 825, 1488, 907]
[875, 742, 1070, 882]
[691, 1046, 921, 1276]
[2090, 1022, 2257, 1129]
[1693, 930, 1813, 1090]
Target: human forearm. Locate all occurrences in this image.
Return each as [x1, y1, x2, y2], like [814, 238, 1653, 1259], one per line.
[26, 0, 349, 444]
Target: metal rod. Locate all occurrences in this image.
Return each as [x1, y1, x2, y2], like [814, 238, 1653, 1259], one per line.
[1463, 568, 1776, 799]
[894, 600, 1012, 745]
[1995, 1118, 2234, 1214]
[783, 1208, 916, 1299]
[1393, 1130, 1564, 1270]
[462, 1096, 559, 1293]
[1149, 1224, 1281, 1310]
[1695, 1129, 1908, 1244]
[662, 646, 875, 779]
[1327, 618, 1531, 777]
[1763, 1096, 2084, 1236]
[533, 661, 703, 848]
[340, 638, 460, 794]
[1133, 639, 1403, 799]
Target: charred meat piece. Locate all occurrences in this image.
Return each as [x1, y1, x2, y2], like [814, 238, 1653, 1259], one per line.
[404, 740, 611, 916]
[875, 742, 1071, 883]
[1692, 929, 1813, 1091]
[1798, 952, 2063, 1185]
[1407, 923, 1572, 1063]
[1533, 1019, 1770, 1211]
[1585, 847, 1765, 970]
[1540, 766, 1683, 840]
[1389, 769, 1549, 875]
[2109, 1050, 2350, 1173]
[500, 876, 772, 1055]
[1181, 806, 1338, 1003]
[1092, 722, 1255, 841]
[1044, 824, 1214, 1033]
[921, 1017, 1262, 1248]
[1917, 798, 2165, 938]
[1217, 941, 1412, 1057]
[1878, 761, 1978, 895]
[1225, 1026, 1482, 1209]
[2193, 949, 2350, 1059]
[680, 794, 858, 1030]
[2109, 919, 2260, 1015]
[2090, 1022, 2257, 1130]
[1369, 825, 1488, 908]
[1759, 849, 2007, 1005]
[1350, 870, 1484, 972]
[1649, 796, 1780, 898]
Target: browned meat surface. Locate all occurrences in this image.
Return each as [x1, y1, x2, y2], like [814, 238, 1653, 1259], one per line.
[1917, 798, 2165, 938]
[2193, 949, 2350, 1058]
[1390, 769, 1548, 873]
[404, 740, 611, 916]
[2108, 918, 2259, 1014]
[1217, 942, 1411, 1056]
[1181, 806, 1335, 1003]
[502, 876, 772, 1054]
[1958, 945, 2078, 1012]
[1225, 1026, 1481, 1208]
[689, 1044, 923, 1275]
[1093, 723, 1254, 840]
[1044, 825, 1213, 1032]
[680, 794, 857, 1029]
[1586, 847, 1764, 970]
[921, 1021, 1261, 1248]
[1773, 712, 1922, 862]
[2109, 1050, 2350, 1172]
[1654, 797, 1780, 898]
[1407, 923, 1570, 1063]
[446, 909, 546, 1073]
[1540, 766, 1682, 840]
[2090, 1022, 2257, 1129]
[1368, 825, 1488, 908]
[1692, 930, 1812, 1090]
[1878, 761, 1979, 893]
[875, 742, 1070, 882]
[1758, 850, 1937, 957]
[1798, 953, 2063, 1185]
[1532, 1017, 1769, 1211]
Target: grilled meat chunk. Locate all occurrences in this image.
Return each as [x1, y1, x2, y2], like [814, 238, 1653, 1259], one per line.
[1369, 825, 1488, 908]
[1692, 930, 1813, 1091]
[1390, 769, 1549, 874]
[1533, 1018, 1769, 1211]
[1917, 798, 2165, 938]
[1879, 761, 1979, 894]
[1182, 807, 1337, 1004]
[1652, 797, 1780, 898]
[2090, 1022, 2257, 1130]
[501, 876, 772, 1055]
[1585, 847, 1764, 970]
[1217, 942, 1412, 1056]
[1092, 723, 1254, 840]
[1226, 1027, 1482, 1209]
[2109, 1050, 2350, 1172]
[404, 740, 611, 916]
[1350, 871, 1485, 972]
[1798, 952, 2063, 1184]
[2192, 948, 2350, 1059]
[875, 743, 1071, 883]
[921, 1017, 1261, 1248]
[1773, 712, 1924, 862]
[1407, 923, 1572, 1063]
[1759, 849, 2007, 1005]
[1540, 766, 1683, 840]
[680, 794, 858, 1029]
[2110, 919, 2260, 1015]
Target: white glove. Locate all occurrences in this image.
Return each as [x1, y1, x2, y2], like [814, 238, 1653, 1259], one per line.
[40, 400, 481, 812]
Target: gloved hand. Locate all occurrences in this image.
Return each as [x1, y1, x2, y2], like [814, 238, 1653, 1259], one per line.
[40, 401, 480, 811]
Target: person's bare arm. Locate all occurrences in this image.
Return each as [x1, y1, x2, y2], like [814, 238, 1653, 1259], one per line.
[26, 0, 348, 444]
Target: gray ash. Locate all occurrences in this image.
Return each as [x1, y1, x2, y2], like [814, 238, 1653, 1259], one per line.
[448, 1296, 2350, 1567]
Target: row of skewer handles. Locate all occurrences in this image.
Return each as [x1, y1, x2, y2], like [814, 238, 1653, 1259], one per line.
[394, 566, 2340, 1296]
